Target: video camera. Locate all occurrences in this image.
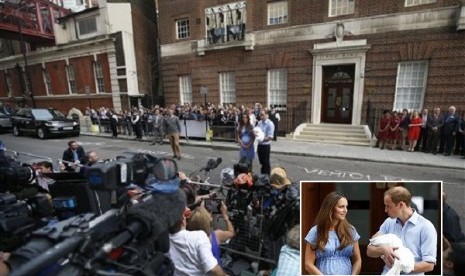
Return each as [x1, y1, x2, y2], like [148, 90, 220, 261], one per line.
[0, 155, 35, 193]
[6, 156, 186, 276]
[46, 152, 165, 218]
[0, 193, 52, 251]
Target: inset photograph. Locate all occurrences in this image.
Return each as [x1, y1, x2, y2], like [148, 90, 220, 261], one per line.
[301, 182, 441, 275]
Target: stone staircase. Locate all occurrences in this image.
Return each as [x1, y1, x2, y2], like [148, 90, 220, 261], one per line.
[288, 123, 374, 147]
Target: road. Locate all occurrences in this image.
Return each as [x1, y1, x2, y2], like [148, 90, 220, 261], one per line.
[1, 134, 464, 230]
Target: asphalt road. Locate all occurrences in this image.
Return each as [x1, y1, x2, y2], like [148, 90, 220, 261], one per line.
[1, 134, 464, 231]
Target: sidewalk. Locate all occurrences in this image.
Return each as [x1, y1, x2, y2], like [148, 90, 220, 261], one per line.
[81, 131, 465, 170]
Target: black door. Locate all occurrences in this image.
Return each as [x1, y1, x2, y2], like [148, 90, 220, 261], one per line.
[321, 65, 355, 124]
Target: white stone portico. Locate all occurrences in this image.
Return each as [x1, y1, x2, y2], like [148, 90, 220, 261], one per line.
[310, 39, 370, 125]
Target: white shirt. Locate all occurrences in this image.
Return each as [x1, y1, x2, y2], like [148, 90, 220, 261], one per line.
[169, 230, 218, 276]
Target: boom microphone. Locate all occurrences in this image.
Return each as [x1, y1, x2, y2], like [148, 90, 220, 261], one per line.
[126, 189, 186, 239]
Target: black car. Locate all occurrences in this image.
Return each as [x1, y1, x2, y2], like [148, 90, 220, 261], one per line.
[11, 108, 80, 139]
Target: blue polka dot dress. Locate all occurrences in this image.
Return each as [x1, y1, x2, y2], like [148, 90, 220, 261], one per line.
[305, 226, 360, 275]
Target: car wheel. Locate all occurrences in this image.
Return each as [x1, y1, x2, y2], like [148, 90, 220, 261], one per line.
[37, 127, 48, 139]
[13, 126, 21, 136]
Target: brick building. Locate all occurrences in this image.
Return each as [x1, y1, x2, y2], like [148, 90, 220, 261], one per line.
[158, 0, 465, 135]
[0, 0, 159, 114]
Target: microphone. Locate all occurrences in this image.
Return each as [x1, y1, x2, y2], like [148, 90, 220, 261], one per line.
[205, 157, 222, 172]
[93, 188, 186, 260]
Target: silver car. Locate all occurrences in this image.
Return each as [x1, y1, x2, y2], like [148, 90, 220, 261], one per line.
[0, 110, 12, 133]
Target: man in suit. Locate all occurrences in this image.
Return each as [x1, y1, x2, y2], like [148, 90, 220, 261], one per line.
[62, 140, 85, 172]
[456, 116, 465, 158]
[415, 109, 429, 152]
[152, 108, 165, 145]
[426, 107, 443, 155]
[443, 105, 461, 156]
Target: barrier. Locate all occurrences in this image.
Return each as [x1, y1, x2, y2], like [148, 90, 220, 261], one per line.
[180, 119, 208, 139]
[211, 123, 236, 142]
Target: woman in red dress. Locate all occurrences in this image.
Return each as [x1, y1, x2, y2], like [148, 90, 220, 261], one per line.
[408, 110, 422, 152]
[378, 110, 391, 150]
[389, 111, 400, 150]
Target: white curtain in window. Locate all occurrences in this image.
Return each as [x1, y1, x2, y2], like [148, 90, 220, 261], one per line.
[394, 61, 428, 111]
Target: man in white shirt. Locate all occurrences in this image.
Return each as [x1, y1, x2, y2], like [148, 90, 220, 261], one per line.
[168, 208, 225, 276]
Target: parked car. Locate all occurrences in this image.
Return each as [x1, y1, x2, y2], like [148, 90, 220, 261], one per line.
[0, 109, 12, 133]
[10, 108, 80, 139]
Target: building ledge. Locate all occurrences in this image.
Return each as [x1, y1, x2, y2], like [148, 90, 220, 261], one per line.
[196, 33, 255, 56]
[458, 3, 465, 30]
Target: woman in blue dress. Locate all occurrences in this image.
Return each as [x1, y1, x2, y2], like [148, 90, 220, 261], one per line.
[236, 113, 255, 164]
[304, 191, 362, 275]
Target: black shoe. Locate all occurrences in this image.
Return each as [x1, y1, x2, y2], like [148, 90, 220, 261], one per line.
[177, 156, 182, 160]
[152, 142, 155, 145]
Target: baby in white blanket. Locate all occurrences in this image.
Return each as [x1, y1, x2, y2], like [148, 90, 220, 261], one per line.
[369, 233, 415, 275]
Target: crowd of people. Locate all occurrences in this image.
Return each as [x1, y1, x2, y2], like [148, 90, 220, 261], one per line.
[377, 105, 464, 157]
[85, 102, 281, 173]
[174, 165, 299, 276]
[85, 103, 281, 140]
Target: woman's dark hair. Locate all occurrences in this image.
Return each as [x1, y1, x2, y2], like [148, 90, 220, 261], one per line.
[313, 191, 354, 251]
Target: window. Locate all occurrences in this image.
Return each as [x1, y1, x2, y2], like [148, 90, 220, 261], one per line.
[179, 75, 192, 104]
[268, 1, 288, 25]
[176, 18, 190, 39]
[118, 79, 127, 92]
[94, 61, 105, 93]
[405, 0, 436, 7]
[43, 69, 52, 95]
[5, 71, 13, 97]
[268, 69, 287, 109]
[66, 64, 76, 94]
[78, 17, 97, 36]
[394, 61, 428, 111]
[205, 2, 247, 45]
[329, 0, 355, 17]
[219, 72, 236, 105]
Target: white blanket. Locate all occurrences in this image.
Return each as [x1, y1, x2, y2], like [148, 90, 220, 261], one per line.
[253, 127, 264, 153]
[369, 234, 415, 275]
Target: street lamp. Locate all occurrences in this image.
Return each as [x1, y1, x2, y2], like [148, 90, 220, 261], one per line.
[200, 85, 208, 134]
